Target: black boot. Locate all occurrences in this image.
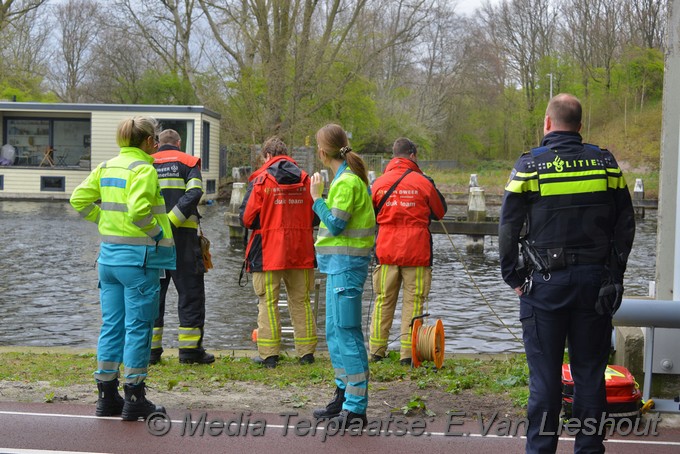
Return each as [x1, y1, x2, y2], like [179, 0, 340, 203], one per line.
[149, 348, 163, 365]
[179, 348, 215, 364]
[330, 409, 368, 427]
[313, 386, 345, 419]
[121, 382, 166, 421]
[95, 379, 124, 417]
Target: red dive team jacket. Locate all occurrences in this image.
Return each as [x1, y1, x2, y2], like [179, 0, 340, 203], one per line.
[371, 158, 448, 267]
[239, 155, 316, 272]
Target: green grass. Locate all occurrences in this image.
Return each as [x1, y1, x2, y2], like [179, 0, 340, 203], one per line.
[0, 351, 529, 407]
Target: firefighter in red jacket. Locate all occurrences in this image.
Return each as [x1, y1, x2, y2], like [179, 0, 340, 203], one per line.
[239, 137, 318, 368]
[369, 138, 447, 365]
[150, 129, 214, 365]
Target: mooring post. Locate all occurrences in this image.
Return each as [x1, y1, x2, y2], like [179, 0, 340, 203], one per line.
[633, 178, 645, 218]
[368, 170, 376, 185]
[467, 174, 486, 253]
[228, 182, 246, 240]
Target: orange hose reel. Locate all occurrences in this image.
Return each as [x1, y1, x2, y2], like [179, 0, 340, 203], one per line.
[411, 318, 445, 369]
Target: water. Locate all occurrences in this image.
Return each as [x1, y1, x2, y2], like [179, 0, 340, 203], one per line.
[0, 200, 656, 354]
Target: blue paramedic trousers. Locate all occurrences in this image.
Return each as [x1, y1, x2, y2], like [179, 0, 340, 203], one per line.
[96, 264, 161, 385]
[520, 264, 610, 454]
[325, 269, 370, 414]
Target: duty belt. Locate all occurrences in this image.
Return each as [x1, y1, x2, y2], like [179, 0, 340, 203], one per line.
[538, 250, 605, 268]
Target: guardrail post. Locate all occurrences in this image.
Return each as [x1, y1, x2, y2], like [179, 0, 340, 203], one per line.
[466, 174, 486, 253]
[633, 178, 645, 218]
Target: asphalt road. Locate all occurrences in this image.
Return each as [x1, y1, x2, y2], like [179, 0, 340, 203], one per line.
[2, 402, 680, 453]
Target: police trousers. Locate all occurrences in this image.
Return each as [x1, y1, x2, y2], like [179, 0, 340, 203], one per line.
[520, 265, 610, 454]
[96, 264, 160, 384]
[325, 268, 370, 414]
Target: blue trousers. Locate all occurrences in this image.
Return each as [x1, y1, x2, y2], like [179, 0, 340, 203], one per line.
[96, 264, 161, 384]
[520, 265, 610, 454]
[325, 269, 370, 414]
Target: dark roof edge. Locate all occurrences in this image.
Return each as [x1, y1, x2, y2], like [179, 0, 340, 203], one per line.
[0, 102, 221, 120]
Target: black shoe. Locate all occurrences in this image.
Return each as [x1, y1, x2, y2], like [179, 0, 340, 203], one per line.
[252, 355, 279, 369]
[149, 348, 163, 365]
[371, 354, 384, 363]
[299, 354, 315, 365]
[95, 379, 124, 417]
[313, 386, 345, 419]
[179, 348, 215, 364]
[400, 358, 412, 366]
[121, 382, 166, 421]
[329, 409, 368, 427]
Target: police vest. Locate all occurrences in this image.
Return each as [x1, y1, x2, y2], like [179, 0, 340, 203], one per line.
[527, 144, 616, 262]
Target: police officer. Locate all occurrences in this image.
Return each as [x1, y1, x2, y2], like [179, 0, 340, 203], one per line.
[150, 129, 214, 364]
[499, 93, 635, 453]
[369, 138, 447, 365]
[70, 116, 173, 420]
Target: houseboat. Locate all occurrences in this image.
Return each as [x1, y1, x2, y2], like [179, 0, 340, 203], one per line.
[0, 102, 220, 200]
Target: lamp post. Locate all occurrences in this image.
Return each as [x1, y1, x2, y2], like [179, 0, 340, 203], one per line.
[548, 73, 553, 99]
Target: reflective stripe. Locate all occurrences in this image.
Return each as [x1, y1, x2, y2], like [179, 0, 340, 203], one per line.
[265, 272, 280, 342]
[187, 178, 203, 190]
[123, 367, 148, 384]
[159, 178, 186, 189]
[152, 327, 163, 349]
[101, 235, 174, 246]
[334, 368, 347, 384]
[79, 203, 97, 217]
[133, 214, 154, 228]
[128, 161, 149, 170]
[331, 207, 351, 221]
[257, 338, 281, 346]
[538, 177, 607, 197]
[100, 202, 128, 212]
[152, 205, 167, 214]
[347, 371, 368, 383]
[101, 177, 127, 188]
[98, 361, 121, 371]
[294, 336, 318, 345]
[505, 171, 539, 194]
[178, 327, 201, 349]
[318, 227, 374, 238]
[315, 245, 373, 256]
[171, 206, 187, 224]
[346, 384, 367, 397]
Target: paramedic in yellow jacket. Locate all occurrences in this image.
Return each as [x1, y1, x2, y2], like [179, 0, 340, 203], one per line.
[310, 124, 375, 427]
[70, 116, 176, 421]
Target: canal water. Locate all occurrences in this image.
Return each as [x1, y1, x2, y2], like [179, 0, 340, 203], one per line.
[0, 200, 656, 354]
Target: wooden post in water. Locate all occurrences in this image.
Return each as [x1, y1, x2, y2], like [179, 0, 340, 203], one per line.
[633, 178, 645, 219]
[368, 170, 376, 184]
[467, 174, 486, 253]
[228, 182, 246, 240]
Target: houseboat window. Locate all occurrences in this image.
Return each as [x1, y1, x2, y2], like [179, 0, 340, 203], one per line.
[202, 121, 210, 171]
[205, 179, 216, 194]
[41, 176, 65, 192]
[0, 175, 4, 190]
[3, 118, 91, 168]
[157, 119, 194, 156]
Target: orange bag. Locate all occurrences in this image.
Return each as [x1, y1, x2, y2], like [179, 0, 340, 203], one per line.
[198, 224, 213, 271]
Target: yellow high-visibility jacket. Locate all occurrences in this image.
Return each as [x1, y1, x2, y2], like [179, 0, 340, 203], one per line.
[70, 146, 176, 269]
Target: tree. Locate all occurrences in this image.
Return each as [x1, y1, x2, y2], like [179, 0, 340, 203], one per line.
[198, 0, 429, 143]
[48, 0, 101, 102]
[0, 3, 50, 101]
[0, 0, 46, 33]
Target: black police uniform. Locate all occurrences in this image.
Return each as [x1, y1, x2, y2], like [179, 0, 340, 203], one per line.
[499, 131, 635, 453]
